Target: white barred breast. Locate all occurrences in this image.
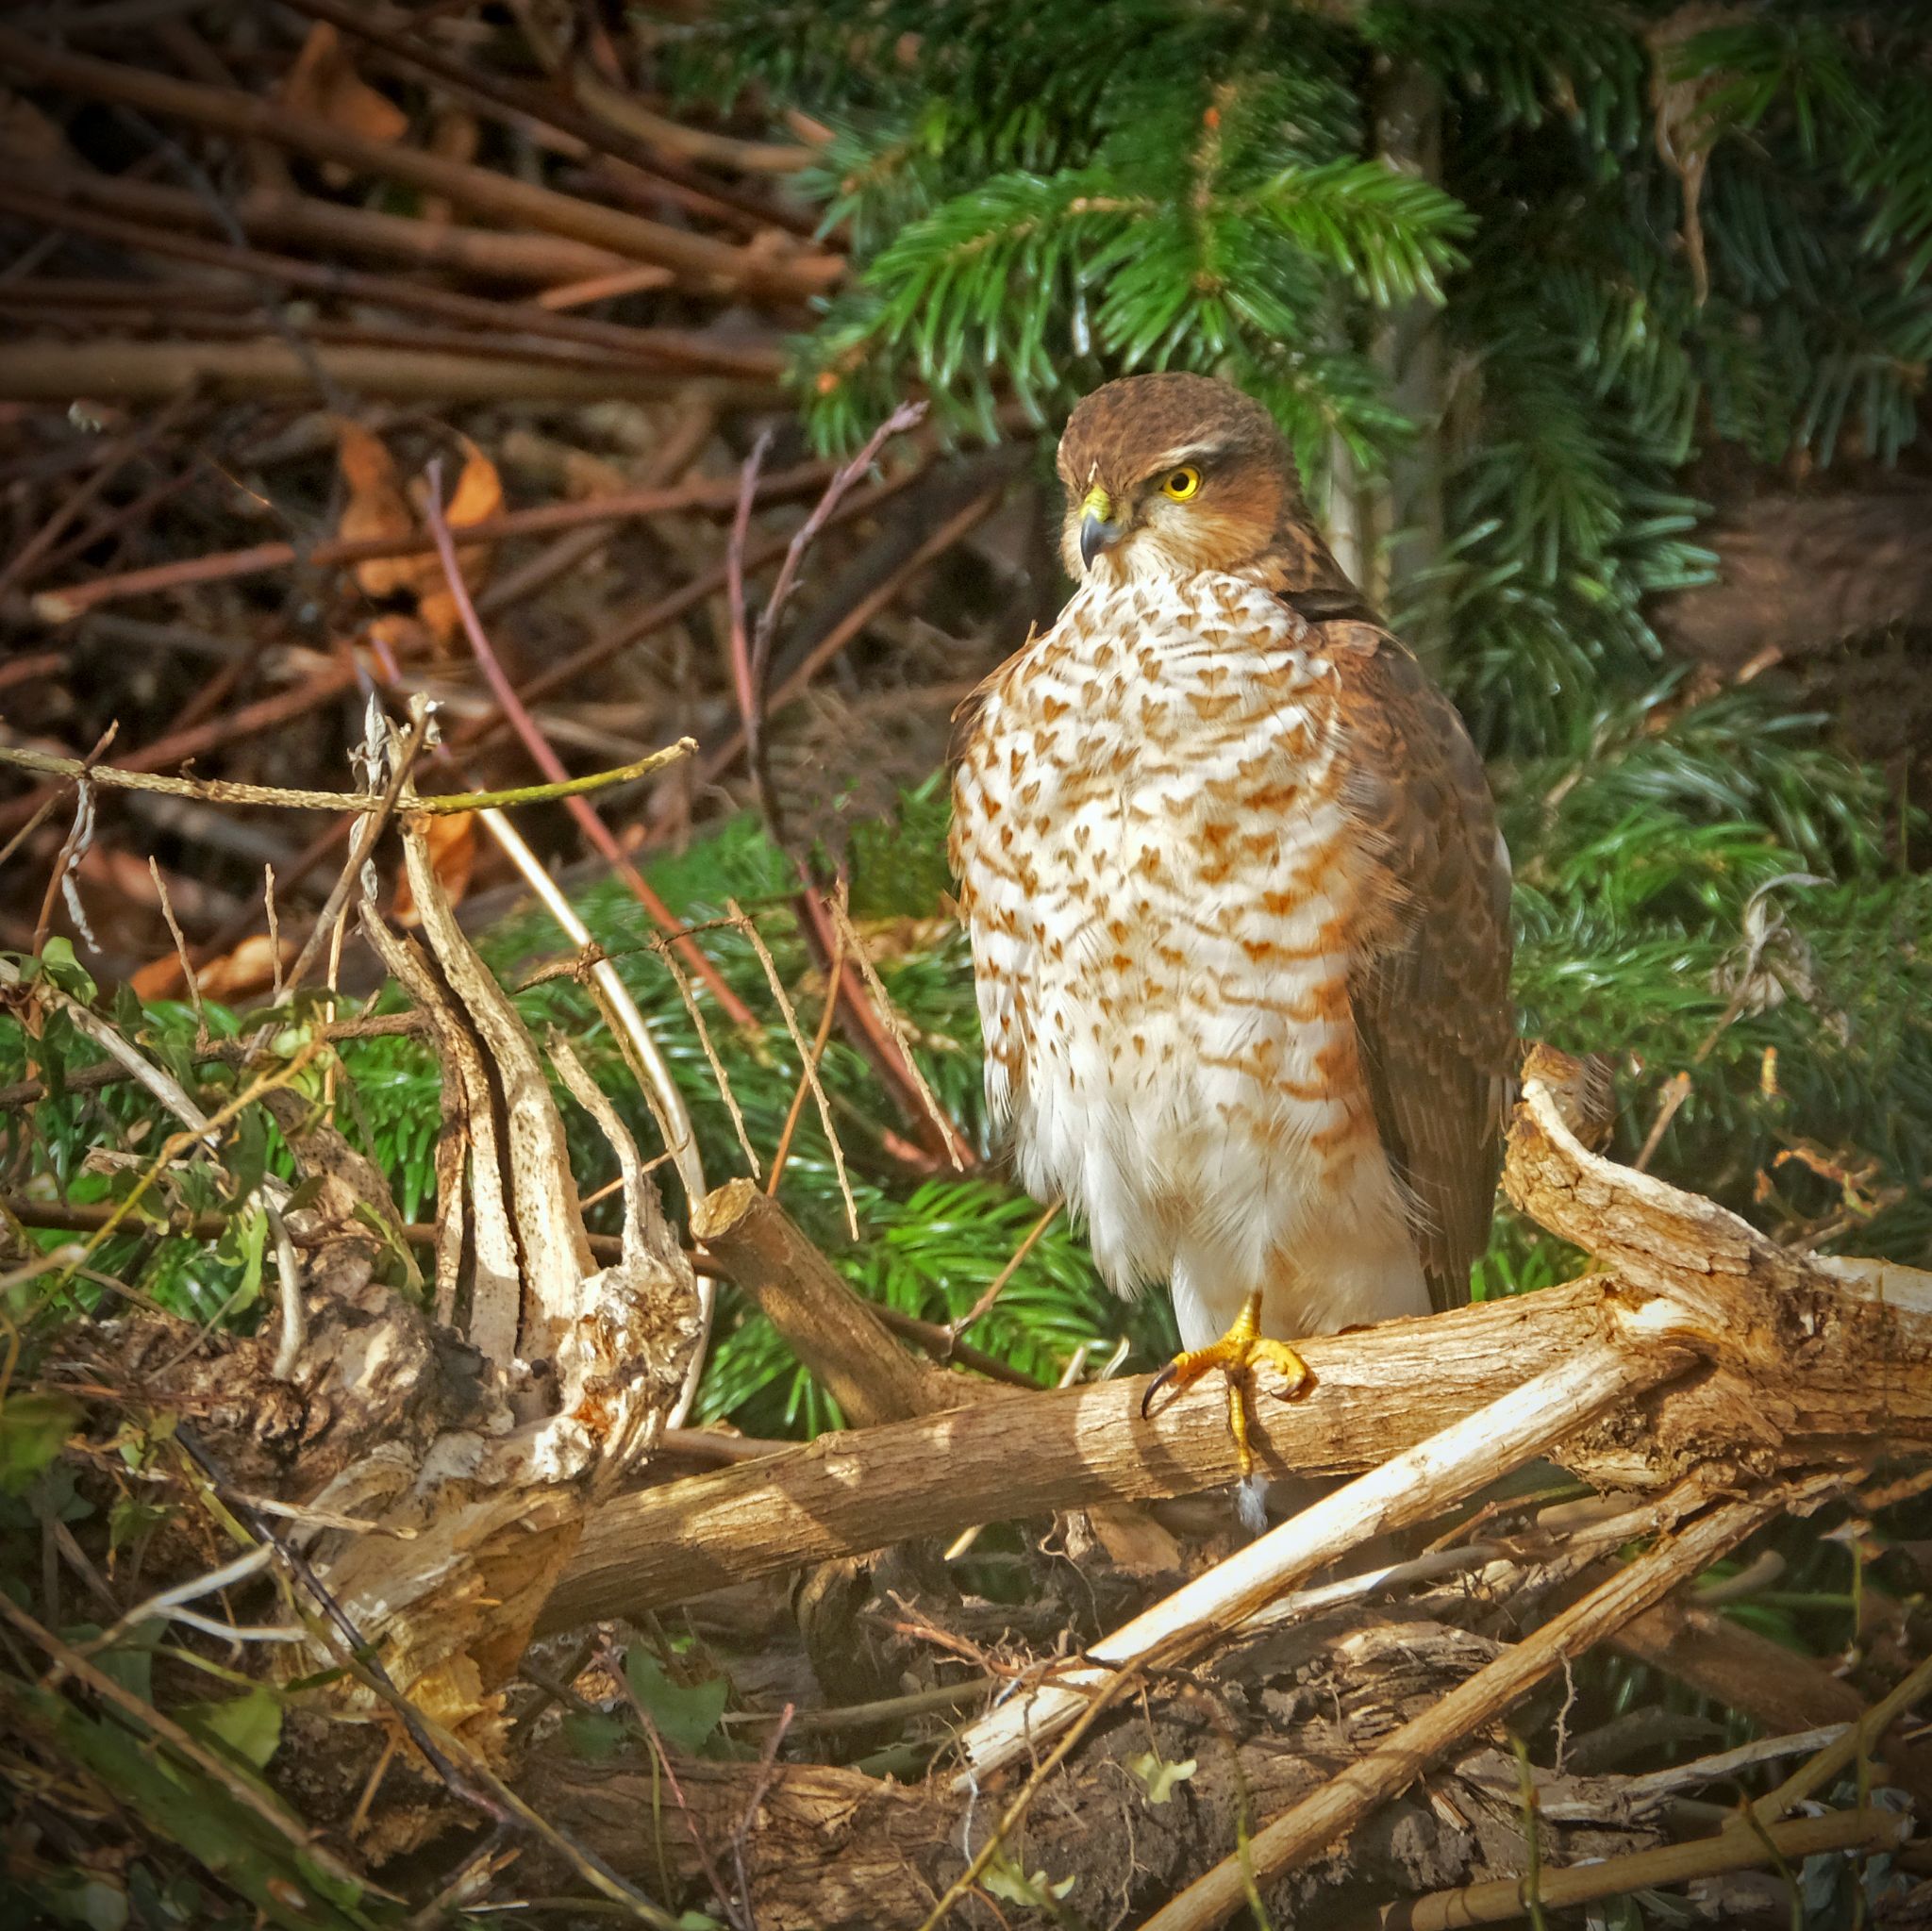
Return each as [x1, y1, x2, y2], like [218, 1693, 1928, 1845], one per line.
[951, 570, 1428, 1348]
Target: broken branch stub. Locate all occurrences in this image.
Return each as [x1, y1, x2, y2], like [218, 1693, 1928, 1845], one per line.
[274, 803, 699, 1809]
[690, 1178, 969, 1427]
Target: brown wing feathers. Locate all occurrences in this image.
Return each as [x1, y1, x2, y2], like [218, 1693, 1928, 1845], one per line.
[1326, 624, 1516, 1311]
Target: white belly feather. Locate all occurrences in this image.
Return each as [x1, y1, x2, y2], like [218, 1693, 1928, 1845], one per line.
[953, 570, 1427, 1344]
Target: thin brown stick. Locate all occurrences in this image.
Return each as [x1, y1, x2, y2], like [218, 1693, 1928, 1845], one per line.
[0, 181, 786, 379]
[0, 389, 196, 601]
[33, 454, 835, 622]
[1141, 1483, 1814, 1931]
[1385, 1806, 1907, 1929]
[0, 664, 359, 837]
[0, 738, 695, 817]
[766, 913, 846, 1198]
[1747, 1644, 1932, 1828]
[467, 461, 931, 748]
[825, 886, 971, 1174]
[945, 1198, 1062, 1346]
[423, 460, 756, 1026]
[32, 162, 634, 285]
[0, 338, 771, 417]
[279, 699, 429, 1002]
[146, 857, 205, 1035]
[279, 0, 813, 216]
[566, 61, 815, 175]
[728, 900, 858, 1237]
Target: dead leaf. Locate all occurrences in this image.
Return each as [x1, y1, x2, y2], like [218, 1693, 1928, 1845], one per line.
[393, 812, 476, 925]
[1083, 1502, 1183, 1575]
[336, 420, 417, 600]
[411, 437, 502, 649]
[129, 931, 295, 1004]
[280, 23, 408, 186]
[419, 103, 480, 224]
[197, 933, 299, 1003]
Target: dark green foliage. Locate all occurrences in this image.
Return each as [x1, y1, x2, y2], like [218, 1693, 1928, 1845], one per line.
[667, 0, 1932, 1279]
[4, 5, 1928, 1440]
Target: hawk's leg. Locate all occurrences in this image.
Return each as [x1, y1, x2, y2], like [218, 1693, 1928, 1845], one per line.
[1140, 1290, 1311, 1477]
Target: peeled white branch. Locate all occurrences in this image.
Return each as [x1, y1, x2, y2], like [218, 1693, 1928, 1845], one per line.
[952, 1310, 1700, 1784]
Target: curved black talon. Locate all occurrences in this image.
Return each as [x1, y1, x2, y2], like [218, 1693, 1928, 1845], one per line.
[1141, 1359, 1180, 1419]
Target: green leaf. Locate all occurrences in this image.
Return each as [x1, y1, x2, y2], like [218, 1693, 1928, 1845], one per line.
[36, 1868, 129, 1931]
[0, 1392, 81, 1494]
[216, 1205, 269, 1315]
[561, 1710, 629, 1762]
[624, 1647, 729, 1756]
[178, 1686, 284, 1772]
[982, 1854, 1076, 1905]
[109, 1491, 171, 1555]
[1124, 1748, 1197, 1804]
[39, 937, 97, 1004]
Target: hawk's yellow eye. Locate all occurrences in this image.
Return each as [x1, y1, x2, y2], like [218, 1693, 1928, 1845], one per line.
[1160, 465, 1202, 501]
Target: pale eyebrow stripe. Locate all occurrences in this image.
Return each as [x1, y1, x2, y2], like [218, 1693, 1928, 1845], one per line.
[1141, 440, 1229, 474]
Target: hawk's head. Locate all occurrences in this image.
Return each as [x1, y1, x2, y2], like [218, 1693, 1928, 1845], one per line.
[1055, 373, 1297, 585]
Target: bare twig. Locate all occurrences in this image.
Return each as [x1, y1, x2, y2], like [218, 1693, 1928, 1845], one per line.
[945, 1198, 1062, 1348]
[424, 458, 757, 1027]
[478, 803, 713, 1427]
[1385, 1806, 1907, 1929]
[275, 695, 429, 1002]
[824, 886, 968, 1174]
[30, 454, 839, 621]
[766, 911, 846, 1198]
[729, 899, 858, 1237]
[1147, 1479, 1823, 1931]
[0, 31, 841, 300]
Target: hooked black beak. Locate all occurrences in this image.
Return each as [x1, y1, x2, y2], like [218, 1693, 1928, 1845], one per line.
[1079, 508, 1124, 571]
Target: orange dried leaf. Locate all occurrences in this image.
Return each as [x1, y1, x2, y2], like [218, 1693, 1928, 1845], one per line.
[393, 813, 476, 926]
[411, 438, 502, 647]
[280, 22, 408, 175]
[197, 933, 298, 1003]
[335, 419, 417, 600]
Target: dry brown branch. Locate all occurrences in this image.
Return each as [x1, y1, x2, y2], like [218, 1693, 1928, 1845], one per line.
[0, 31, 842, 300]
[1384, 1805, 1907, 1928]
[0, 666, 361, 837]
[1612, 1581, 1932, 1807]
[1144, 1479, 1824, 1931]
[952, 1324, 1701, 1781]
[0, 337, 774, 412]
[0, 738, 694, 816]
[566, 61, 815, 175]
[30, 454, 837, 621]
[689, 1180, 965, 1429]
[0, 181, 783, 379]
[30, 161, 636, 284]
[548, 1057, 1931, 1634]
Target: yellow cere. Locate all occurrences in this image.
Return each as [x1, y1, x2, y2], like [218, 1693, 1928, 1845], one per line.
[1160, 465, 1202, 501]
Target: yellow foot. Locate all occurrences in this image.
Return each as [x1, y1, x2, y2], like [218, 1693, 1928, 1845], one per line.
[1140, 1290, 1312, 1477]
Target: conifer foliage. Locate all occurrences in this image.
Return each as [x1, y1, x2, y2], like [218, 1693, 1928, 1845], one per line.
[680, 0, 1932, 1277]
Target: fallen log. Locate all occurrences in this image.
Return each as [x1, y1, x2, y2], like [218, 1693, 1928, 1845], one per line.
[548, 1060, 1930, 1628]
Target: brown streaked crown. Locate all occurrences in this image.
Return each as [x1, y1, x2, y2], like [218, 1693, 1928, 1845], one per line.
[1054, 373, 1353, 593]
[1057, 372, 1285, 495]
